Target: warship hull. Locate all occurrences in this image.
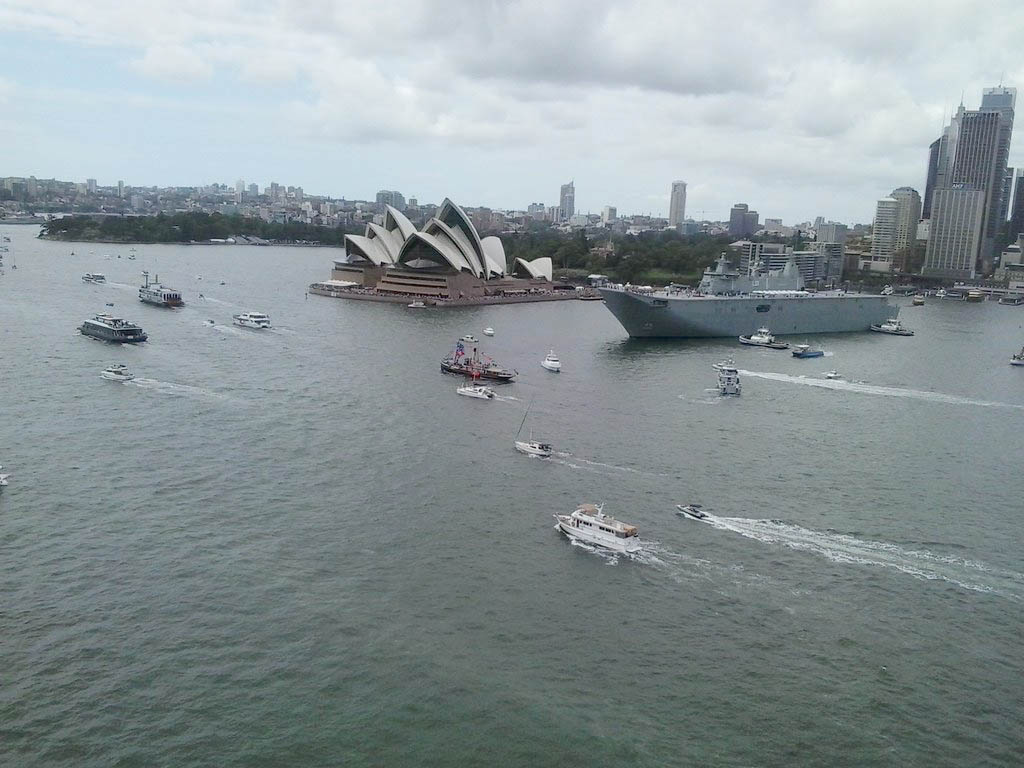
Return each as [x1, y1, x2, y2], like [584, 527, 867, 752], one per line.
[598, 288, 896, 338]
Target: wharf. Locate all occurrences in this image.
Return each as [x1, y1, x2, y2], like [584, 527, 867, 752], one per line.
[308, 284, 597, 306]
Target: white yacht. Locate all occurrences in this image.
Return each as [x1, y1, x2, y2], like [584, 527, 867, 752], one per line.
[100, 364, 135, 382]
[540, 350, 562, 372]
[82, 273, 106, 283]
[554, 503, 641, 554]
[483, 327, 495, 336]
[824, 369, 842, 379]
[515, 439, 553, 457]
[718, 365, 741, 395]
[738, 327, 789, 349]
[870, 318, 914, 336]
[1011, 347, 1024, 366]
[233, 312, 271, 329]
[460, 334, 478, 344]
[457, 384, 495, 399]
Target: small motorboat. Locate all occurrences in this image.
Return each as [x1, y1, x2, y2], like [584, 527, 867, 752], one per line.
[483, 327, 494, 336]
[554, 503, 641, 554]
[541, 350, 562, 372]
[711, 357, 735, 371]
[1011, 347, 1024, 366]
[912, 295, 925, 306]
[100, 364, 135, 382]
[514, 439, 552, 458]
[408, 300, 426, 308]
[0, 473, 9, 487]
[105, 302, 114, 307]
[870, 318, 914, 336]
[791, 344, 824, 358]
[824, 369, 842, 379]
[457, 384, 495, 399]
[676, 504, 708, 520]
[460, 334, 478, 344]
[739, 327, 789, 349]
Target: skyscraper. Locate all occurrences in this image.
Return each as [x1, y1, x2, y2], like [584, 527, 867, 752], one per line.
[729, 203, 749, 237]
[872, 188, 921, 269]
[117, 180, 124, 199]
[1009, 168, 1024, 241]
[923, 87, 1016, 278]
[559, 182, 575, 221]
[668, 181, 687, 227]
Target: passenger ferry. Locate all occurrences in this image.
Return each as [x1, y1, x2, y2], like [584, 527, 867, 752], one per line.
[79, 313, 148, 343]
[233, 312, 271, 329]
[139, 271, 184, 307]
[554, 503, 641, 554]
[82, 273, 106, 283]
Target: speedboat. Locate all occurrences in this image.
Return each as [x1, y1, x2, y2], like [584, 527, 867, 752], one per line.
[739, 327, 789, 349]
[233, 311, 271, 329]
[483, 327, 495, 336]
[407, 300, 426, 308]
[554, 503, 641, 554]
[1011, 347, 1024, 366]
[676, 504, 708, 520]
[711, 357, 735, 371]
[870, 318, 914, 336]
[82, 273, 106, 283]
[100, 364, 135, 382]
[541, 350, 561, 372]
[824, 369, 842, 379]
[460, 334, 478, 344]
[912, 295, 925, 306]
[457, 384, 495, 399]
[717, 365, 741, 395]
[515, 439, 553, 458]
[791, 344, 824, 358]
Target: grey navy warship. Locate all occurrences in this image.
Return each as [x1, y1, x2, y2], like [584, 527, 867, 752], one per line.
[598, 255, 895, 338]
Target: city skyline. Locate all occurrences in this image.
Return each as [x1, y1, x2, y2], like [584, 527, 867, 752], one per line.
[0, 1, 1023, 223]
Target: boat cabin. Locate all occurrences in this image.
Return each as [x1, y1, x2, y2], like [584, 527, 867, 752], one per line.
[572, 504, 639, 539]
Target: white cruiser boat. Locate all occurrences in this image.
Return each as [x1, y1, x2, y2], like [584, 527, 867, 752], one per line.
[711, 357, 735, 371]
[483, 327, 495, 336]
[554, 503, 641, 554]
[100, 364, 135, 382]
[457, 384, 495, 399]
[82, 273, 106, 283]
[739, 327, 789, 349]
[233, 312, 271, 329]
[541, 350, 562, 372]
[1011, 347, 1024, 366]
[870, 318, 914, 336]
[718, 365, 741, 395]
[139, 271, 184, 307]
[825, 369, 842, 379]
[460, 334, 478, 343]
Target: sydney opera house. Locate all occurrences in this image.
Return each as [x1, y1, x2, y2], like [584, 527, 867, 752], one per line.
[317, 198, 555, 302]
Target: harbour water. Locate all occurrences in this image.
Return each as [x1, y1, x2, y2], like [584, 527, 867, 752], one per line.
[2, 227, 1023, 766]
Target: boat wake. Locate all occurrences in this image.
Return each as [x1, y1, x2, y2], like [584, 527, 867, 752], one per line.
[686, 511, 1024, 599]
[129, 378, 229, 401]
[553, 451, 664, 477]
[202, 321, 244, 336]
[739, 369, 1024, 409]
[199, 296, 240, 308]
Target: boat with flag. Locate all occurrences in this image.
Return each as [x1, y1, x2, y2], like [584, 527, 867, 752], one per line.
[441, 339, 516, 381]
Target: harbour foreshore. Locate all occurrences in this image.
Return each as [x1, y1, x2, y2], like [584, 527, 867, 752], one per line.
[308, 284, 595, 306]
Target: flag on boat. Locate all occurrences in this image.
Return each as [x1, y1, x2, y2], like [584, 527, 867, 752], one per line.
[455, 341, 465, 360]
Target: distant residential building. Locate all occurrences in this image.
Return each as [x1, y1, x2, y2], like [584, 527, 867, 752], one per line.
[130, 194, 144, 210]
[235, 179, 244, 204]
[559, 181, 575, 220]
[117, 180, 124, 199]
[86, 178, 97, 194]
[728, 203, 751, 237]
[871, 188, 920, 270]
[248, 183, 259, 198]
[816, 222, 848, 244]
[527, 202, 546, 219]
[601, 205, 617, 224]
[376, 189, 405, 210]
[668, 181, 687, 227]
[568, 213, 589, 227]
[763, 217, 783, 230]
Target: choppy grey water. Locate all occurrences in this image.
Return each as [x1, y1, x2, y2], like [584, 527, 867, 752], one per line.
[2, 226, 1023, 767]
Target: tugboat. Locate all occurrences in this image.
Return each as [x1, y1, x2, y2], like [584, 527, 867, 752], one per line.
[791, 344, 824, 358]
[717, 364, 741, 395]
[870, 318, 914, 336]
[739, 327, 789, 349]
[441, 339, 516, 381]
[139, 271, 184, 307]
[79, 313, 148, 343]
[554, 503, 641, 554]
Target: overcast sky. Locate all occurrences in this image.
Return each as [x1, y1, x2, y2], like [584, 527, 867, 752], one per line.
[1, 0, 1022, 223]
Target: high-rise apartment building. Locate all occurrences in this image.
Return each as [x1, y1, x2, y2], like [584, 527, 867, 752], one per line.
[601, 205, 617, 224]
[1009, 168, 1024, 241]
[816, 222, 849, 245]
[375, 189, 405, 210]
[559, 182, 575, 220]
[248, 183, 259, 198]
[923, 88, 1016, 278]
[86, 178, 97, 194]
[729, 203, 754, 237]
[871, 187, 920, 270]
[668, 181, 687, 227]
[117, 180, 124, 198]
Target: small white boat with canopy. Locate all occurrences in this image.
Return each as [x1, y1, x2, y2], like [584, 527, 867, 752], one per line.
[457, 383, 495, 399]
[541, 350, 562, 372]
[100, 364, 135, 382]
[554, 503, 641, 554]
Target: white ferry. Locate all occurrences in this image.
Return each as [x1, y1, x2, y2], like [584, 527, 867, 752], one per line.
[139, 271, 184, 307]
[554, 503, 641, 554]
[79, 313, 148, 343]
[82, 273, 106, 283]
[233, 312, 271, 329]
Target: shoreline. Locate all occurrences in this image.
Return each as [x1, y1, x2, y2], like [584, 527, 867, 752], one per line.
[308, 286, 599, 307]
[38, 235, 342, 248]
